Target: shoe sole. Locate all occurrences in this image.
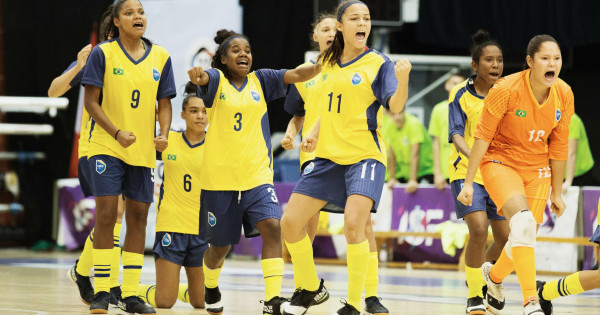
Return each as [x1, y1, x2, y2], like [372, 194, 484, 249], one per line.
[467, 310, 486, 315]
[68, 268, 91, 306]
[207, 310, 224, 315]
[89, 310, 108, 314]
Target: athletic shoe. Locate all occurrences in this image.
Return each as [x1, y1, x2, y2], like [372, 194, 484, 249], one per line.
[481, 262, 505, 314]
[89, 291, 110, 314]
[68, 260, 94, 305]
[109, 286, 121, 307]
[523, 297, 544, 315]
[333, 301, 360, 315]
[283, 279, 328, 315]
[263, 296, 290, 315]
[536, 281, 553, 315]
[466, 296, 486, 315]
[117, 295, 156, 315]
[364, 296, 389, 314]
[205, 286, 224, 315]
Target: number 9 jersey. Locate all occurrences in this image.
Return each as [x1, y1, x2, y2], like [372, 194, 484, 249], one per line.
[316, 48, 398, 166]
[82, 38, 176, 168]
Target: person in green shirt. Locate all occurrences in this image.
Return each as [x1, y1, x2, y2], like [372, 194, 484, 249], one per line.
[563, 113, 596, 193]
[428, 74, 465, 190]
[382, 109, 433, 193]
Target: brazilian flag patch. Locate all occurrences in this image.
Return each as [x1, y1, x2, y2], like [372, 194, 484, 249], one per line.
[113, 68, 124, 75]
[167, 154, 176, 161]
[516, 110, 527, 117]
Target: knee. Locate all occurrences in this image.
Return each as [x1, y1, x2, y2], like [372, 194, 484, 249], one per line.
[189, 300, 205, 309]
[260, 220, 281, 243]
[155, 296, 176, 309]
[508, 210, 537, 247]
[280, 215, 294, 234]
[468, 224, 488, 242]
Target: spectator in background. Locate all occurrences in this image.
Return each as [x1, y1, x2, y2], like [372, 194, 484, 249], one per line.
[563, 113, 596, 193]
[382, 109, 433, 193]
[428, 74, 466, 190]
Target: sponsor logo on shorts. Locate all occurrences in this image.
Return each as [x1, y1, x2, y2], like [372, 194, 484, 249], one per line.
[555, 109, 562, 122]
[251, 91, 260, 102]
[162, 233, 171, 246]
[351, 72, 362, 85]
[516, 109, 527, 117]
[304, 162, 315, 174]
[95, 160, 106, 174]
[152, 68, 161, 82]
[208, 212, 217, 227]
[113, 68, 124, 75]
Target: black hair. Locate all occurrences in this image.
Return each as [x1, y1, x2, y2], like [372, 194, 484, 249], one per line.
[182, 81, 199, 111]
[309, 12, 336, 51]
[211, 29, 248, 80]
[470, 29, 502, 64]
[526, 34, 559, 60]
[318, 0, 367, 66]
[101, 0, 152, 44]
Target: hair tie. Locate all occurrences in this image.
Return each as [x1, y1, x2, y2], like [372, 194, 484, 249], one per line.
[220, 35, 244, 55]
[338, 1, 364, 21]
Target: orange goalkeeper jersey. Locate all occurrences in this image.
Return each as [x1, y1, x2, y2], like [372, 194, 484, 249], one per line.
[475, 69, 574, 169]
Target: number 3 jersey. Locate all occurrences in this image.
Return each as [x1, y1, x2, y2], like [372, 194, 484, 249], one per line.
[197, 68, 287, 191]
[316, 48, 398, 166]
[475, 69, 574, 169]
[157, 130, 204, 234]
[82, 38, 176, 168]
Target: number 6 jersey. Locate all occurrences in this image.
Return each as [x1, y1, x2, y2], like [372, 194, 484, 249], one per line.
[196, 68, 286, 191]
[316, 48, 398, 166]
[82, 38, 176, 168]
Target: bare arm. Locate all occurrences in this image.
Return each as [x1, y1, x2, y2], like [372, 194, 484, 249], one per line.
[281, 115, 305, 150]
[388, 59, 411, 113]
[156, 98, 172, 139]
[84, 85, 135, 148]
[456, 139, 490, 206]
[387, 146, 398, 189]
[283, 63, 321, 85]
[300, 118, 320, 152]
[451, 134, 471, 158]
[563, 138, 578, 190]
[48, 44, 91, 97]
[405, 143, 420, 193]
[550, 159, 567, 216]
[432, 136, 447, 190]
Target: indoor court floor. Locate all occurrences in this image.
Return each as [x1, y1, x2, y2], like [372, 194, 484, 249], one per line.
[0, 248, 598, 314]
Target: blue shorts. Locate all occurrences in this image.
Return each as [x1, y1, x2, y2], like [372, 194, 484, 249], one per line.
[293, 158, 386, 213]
[153, 231, 208, 267]
[78, 156, 93, 197]
[590, 226, 600, 245]
[200, 184, 281, 246]
[88, 155, 154, 203]
[451, 179, 504, 220]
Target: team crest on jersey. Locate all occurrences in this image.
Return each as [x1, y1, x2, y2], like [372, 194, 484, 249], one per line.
[161, 233, 172, 246]
[555, 109, 562, 122]
[208, 212, 217, 227]
[95, 160, 106, 174]
[351, 73, 362, 85]
[152, 68, 161, 82]
[219, 93, 226, 100]
[167, 154, 177, 161]
[303, 162, 315, 175]
[113, 68, 124, 75]
[305, 80, 315, 88]
[251, 91, 260, 102]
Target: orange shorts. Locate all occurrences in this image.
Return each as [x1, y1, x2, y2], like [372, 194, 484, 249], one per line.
[480, 161, 551, 223]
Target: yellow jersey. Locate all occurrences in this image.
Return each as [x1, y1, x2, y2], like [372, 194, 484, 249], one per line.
[315, 49, 397, 165]
[448, 77, 485, 185]
[197, 68, 287, 190]
[156, 130, 204, 234]
[82, 38, 176, 168]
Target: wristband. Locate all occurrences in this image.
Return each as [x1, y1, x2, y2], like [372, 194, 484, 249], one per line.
[114, 129, 120, 140]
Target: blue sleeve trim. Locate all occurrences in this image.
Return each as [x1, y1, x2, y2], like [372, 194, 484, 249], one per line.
[255, 69, 287, 103]
[157, 57, 177, 100]
[283, 84, 306, 116]
[448, 87, 468, 143]
[196, 68, 220, 108]
[371, 59, 398, 109]
[81, 46, 106, 88]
